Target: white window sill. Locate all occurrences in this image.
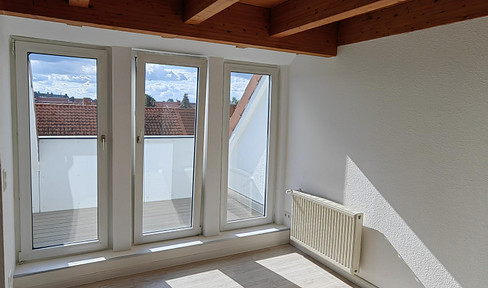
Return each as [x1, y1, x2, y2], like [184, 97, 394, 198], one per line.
[14, 224, 289, 288]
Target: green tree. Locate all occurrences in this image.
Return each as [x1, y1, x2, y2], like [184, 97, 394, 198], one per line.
[179, 93, 191, 108]
[231, 97, 239, 105]
[145, 94, 156, 107]
[167, 98, 174, 102]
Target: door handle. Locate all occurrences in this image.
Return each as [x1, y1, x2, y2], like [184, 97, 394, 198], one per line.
[101, 134, 106, 151]
[136, 129, 143, 143]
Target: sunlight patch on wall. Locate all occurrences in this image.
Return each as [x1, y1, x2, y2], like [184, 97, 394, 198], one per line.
[343, 156, 460, 288]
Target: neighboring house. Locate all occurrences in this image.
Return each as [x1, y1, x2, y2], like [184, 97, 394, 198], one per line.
[144, 106, 196, 136]
[34, 71, 255, 137]
[35, 103, 98, 136]
[34, 101, 197, 137]
[228, 75, 268, 213]
[31, 79, 262, 212]
[35, 97, 243, 137]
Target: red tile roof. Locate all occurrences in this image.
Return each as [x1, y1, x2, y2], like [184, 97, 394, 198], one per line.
[35, 102, 196, 136]
[144, 107, 196, 136]
[229, 75, 262, 137]
[154, 101, 196, 109]
[35, 103, 98, 136]
[36, 96, 96, 105]
[34, 74, 261, 138]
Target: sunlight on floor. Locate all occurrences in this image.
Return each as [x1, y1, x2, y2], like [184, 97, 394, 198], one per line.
[72, 245, 356, 288]
[166, 270, 244, 288]
[256, 253, 354, 288]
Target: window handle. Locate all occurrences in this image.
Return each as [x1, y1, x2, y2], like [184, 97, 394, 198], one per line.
[137, 129, 143, 143]
[101, 134, 106, 151]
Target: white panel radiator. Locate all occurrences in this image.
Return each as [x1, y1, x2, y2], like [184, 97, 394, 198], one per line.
[287, 189, 363, 275]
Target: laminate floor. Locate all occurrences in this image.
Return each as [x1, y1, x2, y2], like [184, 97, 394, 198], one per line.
[75, 245, 359, 288]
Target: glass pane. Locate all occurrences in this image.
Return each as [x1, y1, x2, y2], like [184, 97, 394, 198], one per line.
[143, 63, 198, 234]
[227, 72, 270, 222]
[29, 53, 98, 248]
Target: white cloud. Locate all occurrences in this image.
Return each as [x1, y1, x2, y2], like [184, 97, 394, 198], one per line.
[230, 72, 252, 101]
[81, 65, 97, 74]
[30, 54, 98, 99]
[144, 64, 198, 102]
[29, 55, 261, 104]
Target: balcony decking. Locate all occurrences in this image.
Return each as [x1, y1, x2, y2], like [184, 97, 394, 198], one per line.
[33, 197, 262, 248]
[33, 207, 98, 248]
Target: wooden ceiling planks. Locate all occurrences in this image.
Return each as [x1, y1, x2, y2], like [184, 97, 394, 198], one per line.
[184, 0, 239, 24]
[0, 0, 337, 57]
[338, 0, 488, 45]
[270, 0, 410, 37]
[68, 0, 90, 8]
[1, 0, 487, 57]
[239, 0, 286, 8]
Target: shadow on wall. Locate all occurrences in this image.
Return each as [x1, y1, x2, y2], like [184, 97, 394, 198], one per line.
[286, 155, 460, 288]
[360, 227, 423, 288]
[344, 156, 460, 288]
[285, 37, 488, 286]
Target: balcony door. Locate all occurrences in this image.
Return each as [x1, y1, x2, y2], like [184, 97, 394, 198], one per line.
[15, 41, 108, 260]
[220, 63, 278, 231]
[134, 52, 206, 244]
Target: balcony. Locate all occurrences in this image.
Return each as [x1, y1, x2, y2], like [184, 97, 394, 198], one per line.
[32, 136, 263, 248]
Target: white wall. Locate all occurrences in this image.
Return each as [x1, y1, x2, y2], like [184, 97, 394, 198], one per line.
[143, 137, 195, 202]
[31, 137, 195, 212]
[0, 15, 16, 288]
[228, 77, 269, 205]
[36, 138, 97, 212]
[285, 16, 488, 288]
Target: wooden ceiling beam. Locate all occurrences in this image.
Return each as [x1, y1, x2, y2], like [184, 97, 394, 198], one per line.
[69, 0, 90, 8]
[184, 0, 239, 24]
[270, 0, 410, 38]
[0, 0, 337, 57]
[338, 0, 488, 46]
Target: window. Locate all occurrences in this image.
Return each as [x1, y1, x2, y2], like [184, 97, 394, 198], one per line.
[15, 41, 108, 260]
[134, 52, 207, 244]
[13, 39, 280, 262]
[221, 63, 278, 230]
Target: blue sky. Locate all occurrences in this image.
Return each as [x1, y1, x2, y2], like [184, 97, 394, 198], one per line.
[230, 72, 252, 101]
[30, 53, 98, 99]
[145, 63, 198, 102]
[29, 54, 253, 102]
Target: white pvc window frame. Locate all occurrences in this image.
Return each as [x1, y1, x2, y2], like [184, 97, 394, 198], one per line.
[134, 51, 207, 244]
[220, 62, 279, 231]
[14, 40, 109, 261]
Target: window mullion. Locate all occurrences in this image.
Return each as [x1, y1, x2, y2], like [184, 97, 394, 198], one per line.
[110, 47, 133, 251]
[202, 57, 225, 236]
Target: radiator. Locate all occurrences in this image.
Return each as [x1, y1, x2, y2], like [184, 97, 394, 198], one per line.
[287, 189, 363, 275]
